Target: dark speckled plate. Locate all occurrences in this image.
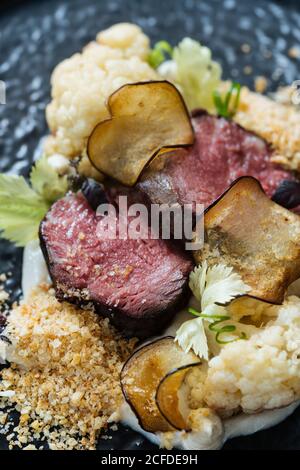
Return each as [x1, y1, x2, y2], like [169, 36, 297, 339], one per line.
[0, 0, 300, 450]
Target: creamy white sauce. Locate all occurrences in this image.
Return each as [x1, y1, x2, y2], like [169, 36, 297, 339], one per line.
[0, 341, 6, 364]
[119, 402, 224, 450]
[20, 242, 300, 449]
[119, 400, 298, 450]
[22, 240, 50, 299]
[224, 402, 299, 441]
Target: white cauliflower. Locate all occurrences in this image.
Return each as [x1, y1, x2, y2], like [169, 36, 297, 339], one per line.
[202, 296, 300, 416]
[45, 23, 158, 158]
[96, 23, 150, 60]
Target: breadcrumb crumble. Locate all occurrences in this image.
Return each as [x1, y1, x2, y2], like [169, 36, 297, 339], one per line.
[234, 86, 300, 171]
[0, 284, 136, 449]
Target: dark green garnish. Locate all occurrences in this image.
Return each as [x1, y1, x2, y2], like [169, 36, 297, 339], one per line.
[148, 41, 173, 69]
[189, 307, 247, 344]
[213, 82, 241, 119]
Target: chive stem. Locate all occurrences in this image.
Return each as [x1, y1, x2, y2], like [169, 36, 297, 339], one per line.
[188, 307, 247, 344]
[213, 82, 241, 118]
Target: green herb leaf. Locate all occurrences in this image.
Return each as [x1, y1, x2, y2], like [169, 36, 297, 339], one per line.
[148, 40, 173, 69]
[213, 82, 241, 118]
[0, 174, 49, 247]
[30, 155, 68, 204]
[0, 156, 69, 247]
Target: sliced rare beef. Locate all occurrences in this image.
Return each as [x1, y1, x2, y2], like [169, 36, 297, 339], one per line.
[138, 111, 299, 213]
[39, 191, 192, 338]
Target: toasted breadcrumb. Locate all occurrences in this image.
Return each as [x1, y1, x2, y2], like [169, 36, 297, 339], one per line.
[254, 76, 268, 94]
[0, 285, 136, 449]
[233, 86, 300, 171]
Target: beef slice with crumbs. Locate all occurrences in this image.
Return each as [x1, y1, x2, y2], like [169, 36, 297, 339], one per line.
[40, 191, 192, 338]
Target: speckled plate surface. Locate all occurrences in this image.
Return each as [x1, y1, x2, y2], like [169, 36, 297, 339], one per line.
[0, 0, 300, 450]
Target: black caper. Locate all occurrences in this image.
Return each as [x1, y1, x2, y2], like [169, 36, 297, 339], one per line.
[81, 178, 108, 210]
[68, 173, 85, 192]
[272, 180, 300, 209]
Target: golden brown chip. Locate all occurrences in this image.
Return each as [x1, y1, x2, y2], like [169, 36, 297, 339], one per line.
[194, 177, 300, 304]
[87, 81, 194, 186]
[156, 363, 201, 431]
[120, 337, 199, 433]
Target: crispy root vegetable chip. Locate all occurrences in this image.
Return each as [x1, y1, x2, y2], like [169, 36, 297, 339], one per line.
[156, 363, 201, 431]
[87, 81, 194, 186]
[120, 337, 199, 433]
[194, 177, 300, 304]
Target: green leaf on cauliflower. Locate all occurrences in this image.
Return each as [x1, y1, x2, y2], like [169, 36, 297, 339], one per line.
[0, 174, 49, 247]
[30, 155, 69, 204]
[0, 156, 69, 247]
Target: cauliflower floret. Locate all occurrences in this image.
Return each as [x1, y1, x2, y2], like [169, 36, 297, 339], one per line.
[203, 296, 300, 416]
[45, 23, 158, 158]
[96, 23, 150, 60]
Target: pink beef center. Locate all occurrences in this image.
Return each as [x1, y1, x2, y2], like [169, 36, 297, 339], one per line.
[43, 194, 191, 317]
[166, 115, 294, 209]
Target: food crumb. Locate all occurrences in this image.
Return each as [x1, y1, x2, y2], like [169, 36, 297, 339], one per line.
[254, 76, 268, 94]
[243, 65, 253, 75]
[0, 291, 9, 303]
[288, 46, 300, 59]
[23, 444, 37, 450]
[241, 43, 251, 54]
[233, 86, 300, 171]
[0, 284, 137, 450]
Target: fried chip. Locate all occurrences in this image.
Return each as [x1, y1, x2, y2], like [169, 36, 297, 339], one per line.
[156, 363, 201, 431]
[194, 177, 300, 304]
[87, 81, 194, 186]
[121, 337, 199, 433]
